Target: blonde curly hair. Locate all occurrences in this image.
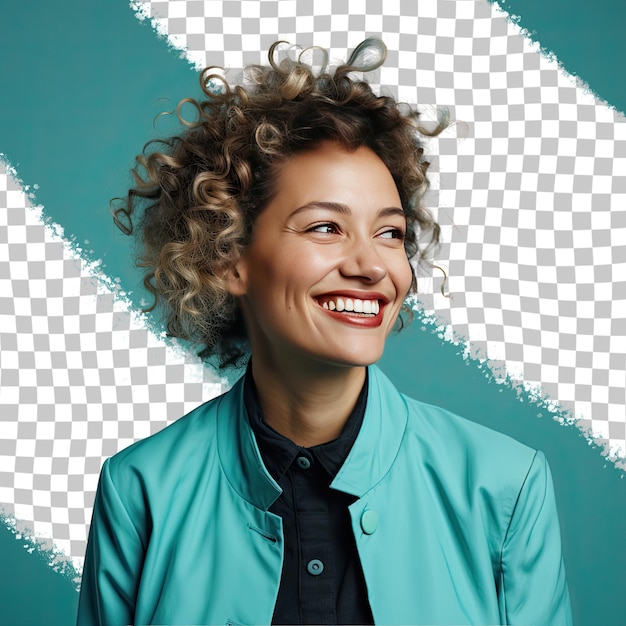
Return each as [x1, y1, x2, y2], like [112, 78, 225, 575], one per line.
[114, 39, 448, 368]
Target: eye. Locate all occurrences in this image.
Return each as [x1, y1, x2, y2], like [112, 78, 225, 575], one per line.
[378, 227, 405, 240]
[307, 222, 340, 235]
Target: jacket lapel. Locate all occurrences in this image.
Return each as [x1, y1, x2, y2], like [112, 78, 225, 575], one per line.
[216, 375, 283, 510]
[331, 365, 408, 497]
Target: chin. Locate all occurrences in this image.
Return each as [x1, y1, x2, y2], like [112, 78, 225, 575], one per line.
[314, 343, 385, 369]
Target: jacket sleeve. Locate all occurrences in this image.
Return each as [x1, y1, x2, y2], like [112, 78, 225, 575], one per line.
[76, 458, 145, 626]
[498, 450, 573, 625]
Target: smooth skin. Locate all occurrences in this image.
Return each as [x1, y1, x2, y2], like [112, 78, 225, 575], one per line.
[227, 141, 413, 446]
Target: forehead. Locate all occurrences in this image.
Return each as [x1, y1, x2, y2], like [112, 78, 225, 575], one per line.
[270, 141, 402, 210]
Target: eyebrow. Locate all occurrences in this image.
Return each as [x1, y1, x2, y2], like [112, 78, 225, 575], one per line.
[290, 201, 405, 219]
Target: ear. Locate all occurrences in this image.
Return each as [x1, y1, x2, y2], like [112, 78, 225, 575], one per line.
[223, 254, 248, 297]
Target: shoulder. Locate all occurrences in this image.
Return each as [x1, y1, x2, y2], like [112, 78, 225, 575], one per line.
[391, 387, 548, 558]
[369, 366, 538, 509]
[401, 393, 538, 490]
[405, 394, 535, 464]
[369, 365, 536, 477]
[104, 378, 241, 496]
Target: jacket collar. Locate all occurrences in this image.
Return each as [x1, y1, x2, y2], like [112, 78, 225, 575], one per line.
[331, 365, 408, 497]
[216, 365, 408, 509]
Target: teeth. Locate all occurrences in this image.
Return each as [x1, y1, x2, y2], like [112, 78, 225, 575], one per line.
[320, 297, 380, 315]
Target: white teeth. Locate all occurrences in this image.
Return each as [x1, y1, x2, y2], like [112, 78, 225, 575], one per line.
[320, 297, 381, 315]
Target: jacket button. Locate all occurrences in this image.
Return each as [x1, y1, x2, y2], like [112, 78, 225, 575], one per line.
[360, 510, 378, 535]
[306, 559, 324, 576]
[296, 456, 311, 469]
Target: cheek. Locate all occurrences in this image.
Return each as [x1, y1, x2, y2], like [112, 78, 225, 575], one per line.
[395, 256, 414, 296]
[247, 248, 319, 308]
[278, 246, 336, 288]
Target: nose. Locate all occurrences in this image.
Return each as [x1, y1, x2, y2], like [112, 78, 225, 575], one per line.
[338, 237, 387, 283]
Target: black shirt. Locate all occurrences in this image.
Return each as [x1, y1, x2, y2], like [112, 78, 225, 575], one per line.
[244, 368, 374, 625]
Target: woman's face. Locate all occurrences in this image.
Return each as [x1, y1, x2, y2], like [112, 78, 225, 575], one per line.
[229, 141, 413, 371]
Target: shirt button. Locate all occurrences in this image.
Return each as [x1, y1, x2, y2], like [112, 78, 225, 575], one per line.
[307, 559, 324, 576]
[360, 509, 379, 535]
[296, 456, 311, 469]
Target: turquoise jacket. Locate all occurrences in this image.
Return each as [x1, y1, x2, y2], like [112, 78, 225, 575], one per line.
[77, 365, 572, 625]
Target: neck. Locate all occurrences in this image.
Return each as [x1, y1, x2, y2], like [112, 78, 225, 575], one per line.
[250, 357, 367, 447]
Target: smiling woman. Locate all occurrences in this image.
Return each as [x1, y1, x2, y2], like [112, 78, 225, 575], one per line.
[77, 40, 573, 625]
[229, 144, 413, 445]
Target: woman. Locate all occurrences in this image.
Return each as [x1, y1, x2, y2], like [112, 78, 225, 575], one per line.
[77, 40, 572, 625]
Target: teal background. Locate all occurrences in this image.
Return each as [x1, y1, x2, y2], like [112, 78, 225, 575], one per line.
[0, 0, 202, 308]
[1, 0, 625, 623]
[491, 0, 626, 115]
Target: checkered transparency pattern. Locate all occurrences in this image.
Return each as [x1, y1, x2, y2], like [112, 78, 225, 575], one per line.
[132, 0, 626, 459]
[0, 162, 226, 569]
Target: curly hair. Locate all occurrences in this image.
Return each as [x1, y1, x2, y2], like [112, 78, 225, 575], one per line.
[114, 39, 449, 368]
